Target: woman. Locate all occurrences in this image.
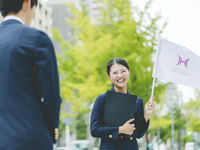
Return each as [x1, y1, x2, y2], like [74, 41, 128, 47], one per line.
[90, 58, 155, 150]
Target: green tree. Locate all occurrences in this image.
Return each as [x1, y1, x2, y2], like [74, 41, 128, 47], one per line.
[53, 0, 166, 139]
[184, 91, 200, 132]
[149, 107, 187, 142]
[149, 84, 187, 147]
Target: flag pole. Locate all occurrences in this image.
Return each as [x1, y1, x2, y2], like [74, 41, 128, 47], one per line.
[150, 78, 156, 101]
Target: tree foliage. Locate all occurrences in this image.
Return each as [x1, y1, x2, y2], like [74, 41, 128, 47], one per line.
[53, 0, 166, 139]
[148, 84, 187, 146]
[184, 91, 200, 132]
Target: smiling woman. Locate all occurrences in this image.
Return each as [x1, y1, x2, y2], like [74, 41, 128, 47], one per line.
[90, 58, 155, 150]
[107, 58, 130, 94]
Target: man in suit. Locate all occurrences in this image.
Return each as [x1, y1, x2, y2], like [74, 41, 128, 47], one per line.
[0, 0, 62, 149]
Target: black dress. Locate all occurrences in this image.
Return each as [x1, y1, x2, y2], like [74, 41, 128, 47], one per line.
[90, 88, 149, 150]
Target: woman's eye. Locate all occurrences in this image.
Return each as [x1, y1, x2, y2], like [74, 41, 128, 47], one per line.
[113, 72, 117, 74]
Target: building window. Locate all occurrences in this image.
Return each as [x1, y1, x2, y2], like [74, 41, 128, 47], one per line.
[39, 3, 42, 9]
[45, 10, 48, 16]
[39, 20, 42, 25]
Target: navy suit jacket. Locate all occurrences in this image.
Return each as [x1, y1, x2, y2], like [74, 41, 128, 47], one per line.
[0, 19, 62, 150]
[90, 88, 149, 150]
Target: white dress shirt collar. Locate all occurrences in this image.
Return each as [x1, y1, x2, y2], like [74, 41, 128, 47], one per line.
[3, 15, 24, 24]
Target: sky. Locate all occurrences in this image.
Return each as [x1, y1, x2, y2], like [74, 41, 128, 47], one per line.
[134, 0, 200, 103]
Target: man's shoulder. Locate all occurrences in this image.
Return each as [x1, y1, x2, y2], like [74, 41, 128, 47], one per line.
[0, 20, 49, 39]
[21, 25, 53, 47]
[22, 25, 49, 39]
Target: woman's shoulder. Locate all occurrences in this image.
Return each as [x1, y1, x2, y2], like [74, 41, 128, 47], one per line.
[94, 91, 108, 103]
[96, 93, 106, 100]
[128, 92, 144, 106]
[96, 89, 113, 98]
[135, 97, 145, 109]
[127, 92, 143, 102]
[137, 97, 143, 103]
[94, 89, 114, 104]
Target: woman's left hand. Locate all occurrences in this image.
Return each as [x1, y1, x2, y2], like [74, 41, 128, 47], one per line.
[144, 96, 155, 122]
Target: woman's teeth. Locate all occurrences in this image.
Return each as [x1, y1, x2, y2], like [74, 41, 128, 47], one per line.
[117, 79, 125, 82]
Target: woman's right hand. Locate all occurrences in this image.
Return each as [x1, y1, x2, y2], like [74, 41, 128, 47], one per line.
[118, 118, 135, 135]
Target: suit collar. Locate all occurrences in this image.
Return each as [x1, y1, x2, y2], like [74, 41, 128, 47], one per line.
[3, 15, 24, 24]
[0, 19, 23, 25]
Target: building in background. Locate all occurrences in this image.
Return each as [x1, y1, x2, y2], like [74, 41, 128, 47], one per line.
[46, 0, 104, 44]
[81, 0, 103, 23]
[47, 0, 75, 43]
[0, 0, 52, 36]
[32, 0, 52, 36]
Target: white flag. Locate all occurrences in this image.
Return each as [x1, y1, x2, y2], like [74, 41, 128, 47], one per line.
[153, 39, 200, 90]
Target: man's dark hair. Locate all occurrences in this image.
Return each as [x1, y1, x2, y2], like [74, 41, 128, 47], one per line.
[107, 58, 130, 76]
[0, 0, 38, 17]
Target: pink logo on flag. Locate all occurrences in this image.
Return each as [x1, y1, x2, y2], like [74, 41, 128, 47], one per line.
[177, 56, 190, 68]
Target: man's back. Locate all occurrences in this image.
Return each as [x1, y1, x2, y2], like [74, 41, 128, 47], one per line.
[0, 19, 61, 150]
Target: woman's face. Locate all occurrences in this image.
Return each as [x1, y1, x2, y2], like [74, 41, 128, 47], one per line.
[108, 63, 130, 89]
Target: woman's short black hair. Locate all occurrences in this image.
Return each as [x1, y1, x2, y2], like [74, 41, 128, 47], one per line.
[107, 58, 129, 76]
[0, 0, 38, 17]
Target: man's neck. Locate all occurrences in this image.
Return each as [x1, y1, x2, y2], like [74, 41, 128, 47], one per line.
[5, 13, 29, 25]
[4, 15, 24, 24]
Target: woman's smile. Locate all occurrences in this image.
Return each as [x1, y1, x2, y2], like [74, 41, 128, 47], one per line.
[117, 78, 126, 83]
[108, 63, 130, 92]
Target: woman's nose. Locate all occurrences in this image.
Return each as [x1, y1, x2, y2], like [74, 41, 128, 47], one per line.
[118, 73, 123, 78]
